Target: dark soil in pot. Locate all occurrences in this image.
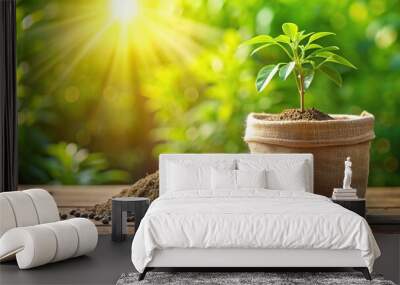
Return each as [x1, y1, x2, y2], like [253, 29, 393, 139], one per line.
[256, 108, 334, 121]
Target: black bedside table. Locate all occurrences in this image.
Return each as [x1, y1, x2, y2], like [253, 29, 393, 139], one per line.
[111, 197, 150, 242]
[331, 198, 366, 217]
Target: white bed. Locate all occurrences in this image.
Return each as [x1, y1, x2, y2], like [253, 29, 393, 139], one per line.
[131, 154, 380, 280]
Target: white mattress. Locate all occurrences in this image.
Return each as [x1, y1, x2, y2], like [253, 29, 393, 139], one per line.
[131, 190, 380, 273]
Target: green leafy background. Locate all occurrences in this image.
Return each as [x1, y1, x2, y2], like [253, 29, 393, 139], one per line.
[17, 0, 400, 186]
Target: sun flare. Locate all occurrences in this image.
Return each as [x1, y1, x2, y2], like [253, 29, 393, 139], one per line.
[110, 0, 139, 23]
[32, 0, 220, 95]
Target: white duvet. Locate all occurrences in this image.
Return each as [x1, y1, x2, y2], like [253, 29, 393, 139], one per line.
[131, 190, 380, 273]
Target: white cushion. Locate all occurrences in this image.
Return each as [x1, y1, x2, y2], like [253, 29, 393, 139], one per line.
[211, 169, 236, 190]
[236, 169, 267, 189]
[211, 169, 267, 191]
[0, 189, 59, 237]
[0, 225, 57, 269]
[66, 218, 98, 257]
[1, 192, 39, 227]
[167, 163, 210, 191]
[42, 221, 79, 262]
[167, 160, 235, 192]
[159, 154, 313, 195]
[238, 159, 308, 191]
[24, 189, 60, 224]
[0, 196, 16, 237]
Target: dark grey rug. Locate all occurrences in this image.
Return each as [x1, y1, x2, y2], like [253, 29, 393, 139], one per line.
[116, 272, 396, 285]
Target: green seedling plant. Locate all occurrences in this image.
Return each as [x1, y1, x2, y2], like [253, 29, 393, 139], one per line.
[242, 23, 356, 112]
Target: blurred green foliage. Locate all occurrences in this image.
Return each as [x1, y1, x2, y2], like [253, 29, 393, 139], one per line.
[17, 0, 400, 185]
[19, 125, 129, 184]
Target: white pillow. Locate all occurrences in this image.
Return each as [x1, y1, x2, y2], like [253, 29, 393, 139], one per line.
[167, 160, 235, 192]
[211, 168, 236, 190]
[167, 163, 209, 191]
[237, 159, 309, 192]
[211, 169, 267, 191]
[236, 169, 267, 188]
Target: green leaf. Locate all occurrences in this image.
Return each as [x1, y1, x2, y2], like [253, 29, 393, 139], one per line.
[250, 43, 275, 56]
[319, 65, 343, 87]
[299, 32, 314, 41]
[314, 51, 336, 58]
[308, 32, 335, 43]
[307, 46, 339, 58]
[304, 43, 322, 51]
[275, 35, 291, 44]
[326, 54, 357, 69]
[241, 35, 275, 46]
[321, 46, 340, 51]
[279, 61, 295, 80]
[315, 52, 356, 69]
[282, 23, 298, 40]
[303, 69, 315, 89]
[256, 64, 281, 92]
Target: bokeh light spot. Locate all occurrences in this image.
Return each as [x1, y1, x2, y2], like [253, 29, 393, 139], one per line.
[375, 26, 397, 48]
[384, 156, 398, 173]
[349, 2, 368, 23]
[376, 138, 391, 154]
[211, 57, 224, 72]
[256, 7, 274, 35]
[184, 87, 199, 101]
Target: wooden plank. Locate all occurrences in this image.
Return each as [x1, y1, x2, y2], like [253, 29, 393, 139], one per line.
[366, 187, 400, 209]
[367, 206, 400, 213]
[17, 185, 400, 235]
[18, 185, 128, 207]
[19, 185, 400, 209]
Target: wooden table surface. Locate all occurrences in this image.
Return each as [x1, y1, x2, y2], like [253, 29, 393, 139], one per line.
[18, 185, 400, 234]
[19, 185, 400, 211]
[19, 185, 127, 235]
[365, 187, 400, 215]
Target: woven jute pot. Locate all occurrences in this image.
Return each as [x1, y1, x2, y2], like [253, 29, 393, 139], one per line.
[244, 111, 375, 197]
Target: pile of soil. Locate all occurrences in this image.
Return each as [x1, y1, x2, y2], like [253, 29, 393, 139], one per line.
[261, 108, 334, 121]
[116, 171, 159, 201]
[90, 171, 159, 217]
[60, 171, 159, 223]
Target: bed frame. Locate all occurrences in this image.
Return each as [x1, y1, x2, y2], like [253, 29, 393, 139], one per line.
[140, 248, 370, 280]
[139, 154, 371, 280]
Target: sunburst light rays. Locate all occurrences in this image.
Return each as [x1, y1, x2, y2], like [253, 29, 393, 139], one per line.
[23, 0, 220, 101]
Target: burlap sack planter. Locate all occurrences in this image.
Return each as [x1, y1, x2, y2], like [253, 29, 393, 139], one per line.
[244, 111, 375, 197]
